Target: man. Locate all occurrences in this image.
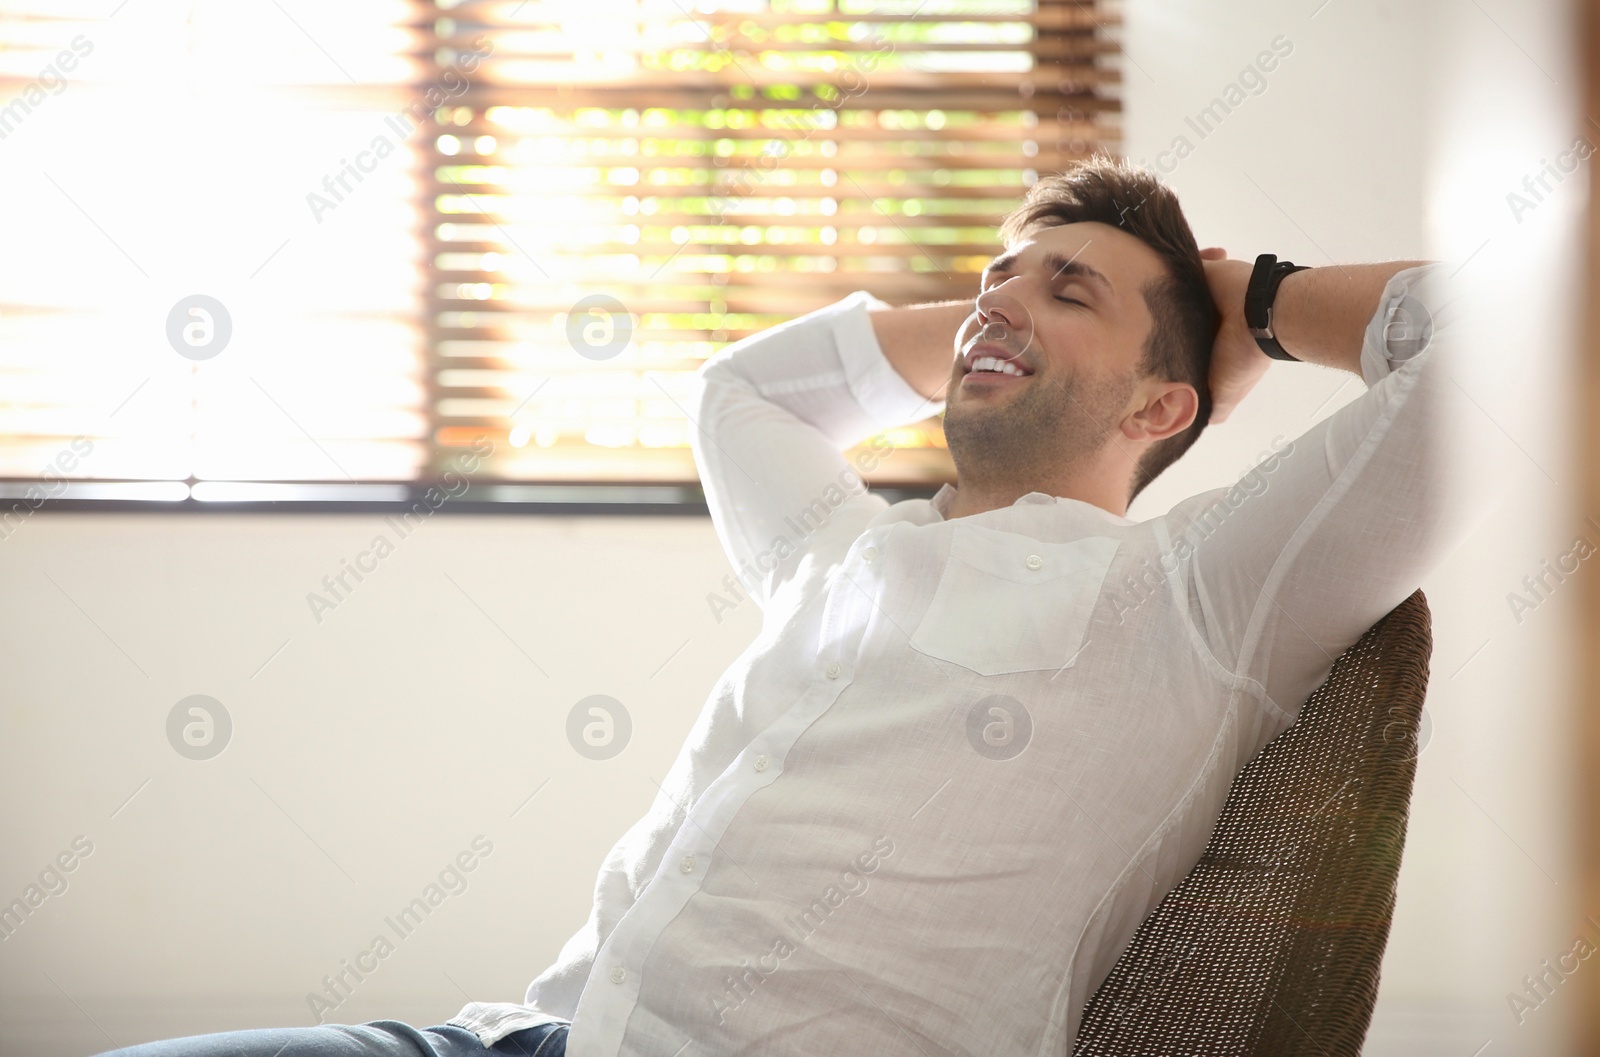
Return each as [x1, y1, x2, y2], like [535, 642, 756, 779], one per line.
[103, 155, 1494, 1057]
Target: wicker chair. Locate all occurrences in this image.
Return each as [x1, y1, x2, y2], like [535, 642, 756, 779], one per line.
[1070, 589, 1433, 1056]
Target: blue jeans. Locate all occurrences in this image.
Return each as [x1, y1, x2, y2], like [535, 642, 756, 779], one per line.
[94, 1019, 569, 1056]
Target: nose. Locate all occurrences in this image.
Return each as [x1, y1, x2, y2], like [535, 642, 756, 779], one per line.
[974, 281, 1020, 330]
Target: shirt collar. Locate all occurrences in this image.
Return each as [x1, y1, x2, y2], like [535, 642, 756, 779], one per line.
[929, 483, 1131, 523]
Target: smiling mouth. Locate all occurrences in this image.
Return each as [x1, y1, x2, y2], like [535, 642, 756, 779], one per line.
[960, 340, 1034, 382]
[966, 355, 1030, 377]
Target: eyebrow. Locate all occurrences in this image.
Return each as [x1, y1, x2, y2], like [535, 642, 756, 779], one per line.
[984, 249, 1114, 295]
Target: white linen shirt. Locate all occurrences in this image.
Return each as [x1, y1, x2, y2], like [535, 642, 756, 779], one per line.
[451, 263, 1493, 1056]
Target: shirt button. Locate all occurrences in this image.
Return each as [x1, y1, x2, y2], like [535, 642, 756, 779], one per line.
[679, 855, 696, 874]
[825, 661, 841, 679]
[610, 966, 627, 984]
[1025, 554, 1044, 570]
[753, 754, 769, 772]
[862, 546, 878, 563]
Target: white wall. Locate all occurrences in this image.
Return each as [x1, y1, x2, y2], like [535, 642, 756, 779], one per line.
[0, 0, 1586, 1054]
[1124, 0, 1583, 1053]
[0, 512, 768, 1054]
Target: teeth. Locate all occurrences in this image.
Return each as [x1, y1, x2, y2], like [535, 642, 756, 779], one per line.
[970, 356, 1028, 377]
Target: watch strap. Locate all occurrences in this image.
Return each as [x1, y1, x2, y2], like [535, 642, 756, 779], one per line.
[1244, 253, 1310, 362]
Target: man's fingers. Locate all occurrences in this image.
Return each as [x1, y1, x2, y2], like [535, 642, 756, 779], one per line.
[1198, 246, 1228, 260]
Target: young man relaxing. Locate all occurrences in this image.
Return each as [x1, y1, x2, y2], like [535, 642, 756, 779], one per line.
[103, 154, 1494, 1056]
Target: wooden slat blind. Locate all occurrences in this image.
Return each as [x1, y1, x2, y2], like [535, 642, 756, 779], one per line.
[424, 0, 1121, 486]
[0, 0, 1121, 499]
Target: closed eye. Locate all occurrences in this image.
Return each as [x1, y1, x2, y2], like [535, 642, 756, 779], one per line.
[1054, 296, 1084, 305]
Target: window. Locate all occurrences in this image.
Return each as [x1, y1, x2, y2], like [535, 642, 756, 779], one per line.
[0, 0, 1120, 507]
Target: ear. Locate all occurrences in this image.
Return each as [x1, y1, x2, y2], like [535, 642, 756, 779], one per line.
[1120, 381, 1198, 444]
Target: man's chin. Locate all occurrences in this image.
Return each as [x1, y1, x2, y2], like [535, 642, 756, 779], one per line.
[942, 403, 1010, 448]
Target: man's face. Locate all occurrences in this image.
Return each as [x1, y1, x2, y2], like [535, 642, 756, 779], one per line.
[942, 220, 1167, 490]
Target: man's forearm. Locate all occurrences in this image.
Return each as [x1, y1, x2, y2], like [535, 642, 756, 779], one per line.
[1269, 261, 1432, 375]
[863, 261, 1433, 408]
[868, 299, 975, 402]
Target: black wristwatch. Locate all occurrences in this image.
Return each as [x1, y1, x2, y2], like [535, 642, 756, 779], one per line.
[1244, 253, 1310, 362]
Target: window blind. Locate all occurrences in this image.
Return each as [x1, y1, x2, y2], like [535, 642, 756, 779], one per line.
[0, 0, 1121, 503]
[0, 0, 433, 502]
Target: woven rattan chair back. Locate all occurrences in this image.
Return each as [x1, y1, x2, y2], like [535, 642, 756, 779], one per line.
[1071, 589, 1433, 1056]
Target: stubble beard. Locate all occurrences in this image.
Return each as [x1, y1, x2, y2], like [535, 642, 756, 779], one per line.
[942, 362, 1137, 496]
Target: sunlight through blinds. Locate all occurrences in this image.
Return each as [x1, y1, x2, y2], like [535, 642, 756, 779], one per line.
[0, 1, 432, 497]
[427, 0, 1122, 486]
[0, 0, 1120, 499]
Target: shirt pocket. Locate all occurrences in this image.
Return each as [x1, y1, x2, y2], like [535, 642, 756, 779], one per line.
[909, 523, 1121, 676]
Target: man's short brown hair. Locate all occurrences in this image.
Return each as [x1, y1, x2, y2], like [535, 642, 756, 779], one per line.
[997, 153, 1219, 505]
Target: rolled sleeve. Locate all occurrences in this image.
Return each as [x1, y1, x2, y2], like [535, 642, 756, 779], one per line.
[688, 289, 940, 611]
[1360, 262, 1452, 388]
[833, 290, 949, 426]
[1180, 260, 1500, 719]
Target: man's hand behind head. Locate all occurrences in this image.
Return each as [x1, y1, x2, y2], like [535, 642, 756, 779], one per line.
[1197, 247, 1270, 425]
